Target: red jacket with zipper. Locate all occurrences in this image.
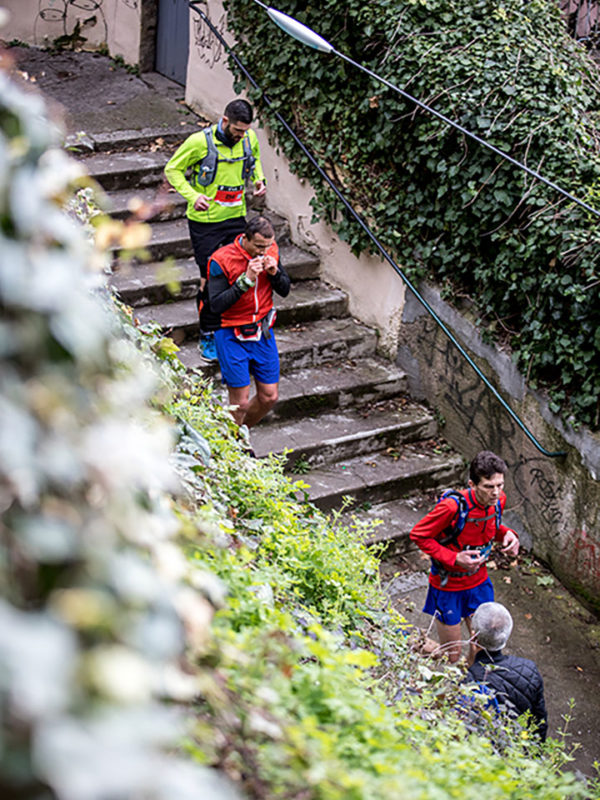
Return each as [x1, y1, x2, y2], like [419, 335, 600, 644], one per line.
[207, 235, 290, 327]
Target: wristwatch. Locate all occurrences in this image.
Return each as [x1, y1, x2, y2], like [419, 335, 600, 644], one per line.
[236, 273, 255, 291]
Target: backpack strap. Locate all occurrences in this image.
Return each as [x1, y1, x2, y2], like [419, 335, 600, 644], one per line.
[193, 127, 219, 187]
[241, 132, 256, 182]
[194, 127, 256, 188]
[437, 489, 472, 547]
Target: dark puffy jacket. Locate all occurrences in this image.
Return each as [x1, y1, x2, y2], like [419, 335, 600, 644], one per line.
[467, 650, 548, 740]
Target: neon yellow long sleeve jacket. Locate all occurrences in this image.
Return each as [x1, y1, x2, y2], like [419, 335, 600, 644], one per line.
[164, 125, 265, 223]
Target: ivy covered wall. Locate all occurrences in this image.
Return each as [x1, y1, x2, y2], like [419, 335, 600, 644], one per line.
[224, 0, 600, 432]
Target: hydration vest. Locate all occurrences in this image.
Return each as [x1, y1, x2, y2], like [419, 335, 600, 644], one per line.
[194, 126, 256, 187]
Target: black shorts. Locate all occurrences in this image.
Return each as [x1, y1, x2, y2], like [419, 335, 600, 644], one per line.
[188, 217, 246, 278]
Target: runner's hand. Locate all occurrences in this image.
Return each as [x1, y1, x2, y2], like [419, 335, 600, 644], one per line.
[263, 255, 278, 275]
[246, 256, 264, 282]
[193, 193, 210, 211]
[455, 550, 485, 572]
[254, 180, 266, 197]
[501, 530, 520, 556]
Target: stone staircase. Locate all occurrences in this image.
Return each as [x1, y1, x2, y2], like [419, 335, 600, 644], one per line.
[77, 121, 465, 551]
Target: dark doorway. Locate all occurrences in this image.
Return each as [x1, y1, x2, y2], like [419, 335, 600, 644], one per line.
[155, 0, 190, 85]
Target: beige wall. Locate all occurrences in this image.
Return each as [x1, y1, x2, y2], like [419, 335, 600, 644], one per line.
[104, 0, 141, 66]
[185, 0, 405, 354]
[1, 0, 141, 66]
[398, 284, 600, 613]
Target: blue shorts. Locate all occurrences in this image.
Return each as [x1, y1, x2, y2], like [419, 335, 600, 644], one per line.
[215, 327, 280, 388]
[423, 578, 494, 626]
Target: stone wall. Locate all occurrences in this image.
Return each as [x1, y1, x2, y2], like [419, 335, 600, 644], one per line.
[398, 284, 600, 612]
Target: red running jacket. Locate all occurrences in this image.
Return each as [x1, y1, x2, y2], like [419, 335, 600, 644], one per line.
[410, 488, 514, 591]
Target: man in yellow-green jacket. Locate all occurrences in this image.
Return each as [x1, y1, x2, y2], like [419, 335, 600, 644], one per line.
[164, 99, 266, 360]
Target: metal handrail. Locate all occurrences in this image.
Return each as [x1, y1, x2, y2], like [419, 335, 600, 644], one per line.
[188, 1, 567, 458]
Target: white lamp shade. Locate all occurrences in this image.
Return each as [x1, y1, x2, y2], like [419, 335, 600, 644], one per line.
[266, 8, 333, 53]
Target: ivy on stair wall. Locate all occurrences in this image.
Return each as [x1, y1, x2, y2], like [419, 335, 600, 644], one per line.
[224, 0, 600, 431]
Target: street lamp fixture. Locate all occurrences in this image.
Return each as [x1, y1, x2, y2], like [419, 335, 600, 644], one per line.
[253, 1, 600, 219]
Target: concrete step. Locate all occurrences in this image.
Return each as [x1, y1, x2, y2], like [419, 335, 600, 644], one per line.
[271, 357, 407, 420]
[132, 281, 348, 342]
[278, 243, 321, 281]
[252, 399, 438, 468]
[142, 217, 191, 261]
[82, 150, 170, 191]
[177, 317, 377, 373]
[106, 186, 187, 221]
[300, 446, 464, 511]
[109, 257, 199, 306]
[67, 121, 202, 153]
[341, 494, 439, 549]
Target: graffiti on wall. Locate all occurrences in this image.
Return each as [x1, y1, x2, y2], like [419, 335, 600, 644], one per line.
[35, 0, 107, 45]
[513, 455, 564, 532]
[424, 332, 518, 454]
[193, 10, 227, 68]
[423, 329, 567, 533]
[563, 530, 600, 588]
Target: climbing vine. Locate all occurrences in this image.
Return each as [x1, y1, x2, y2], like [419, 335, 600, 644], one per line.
[225, 0, 600, 430]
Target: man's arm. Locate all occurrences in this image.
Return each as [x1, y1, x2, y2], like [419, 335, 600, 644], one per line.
[409, 501, 463, 570]
[267, 260, 291, 297]
[208, 258, 246, 315]
[249, 129, 266, 195]
[164, 133, 208, 207]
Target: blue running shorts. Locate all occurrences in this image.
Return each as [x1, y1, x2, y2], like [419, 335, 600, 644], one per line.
[215, 327, 280, 388]
[422, 577, 495, 626]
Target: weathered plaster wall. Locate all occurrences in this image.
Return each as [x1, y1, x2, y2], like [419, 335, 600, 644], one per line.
[103, 0, 141, 66]
[184, 0, 405, 354]
[398, 285, 600, 612]
[2, 0, 107, 48]
[1, 0, 141, 66]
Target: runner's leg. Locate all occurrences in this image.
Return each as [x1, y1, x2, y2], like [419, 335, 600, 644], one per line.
[435, 620, 464, 663]
[227, 385, 251, 426]
[242, 381, 278, 428]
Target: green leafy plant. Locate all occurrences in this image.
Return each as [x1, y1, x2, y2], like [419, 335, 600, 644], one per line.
[290, 453, 311, 473]
[0, 69, 229, 800]
[110, 53, 141, 76]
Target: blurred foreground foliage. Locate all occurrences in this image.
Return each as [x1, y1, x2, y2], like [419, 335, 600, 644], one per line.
[0, 47, 598, 800]
[225, 0, 600, 431]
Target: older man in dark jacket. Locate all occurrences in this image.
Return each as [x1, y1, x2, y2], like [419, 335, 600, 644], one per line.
[466, 601, 548, 740]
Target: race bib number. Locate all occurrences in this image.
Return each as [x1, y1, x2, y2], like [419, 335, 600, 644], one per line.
[214, 184, 244, 207]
